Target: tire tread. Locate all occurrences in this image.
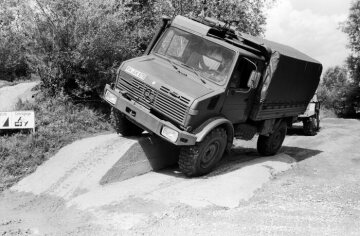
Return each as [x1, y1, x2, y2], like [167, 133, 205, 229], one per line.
[179, 128, 226, 177]
[257, 121, 287, 156]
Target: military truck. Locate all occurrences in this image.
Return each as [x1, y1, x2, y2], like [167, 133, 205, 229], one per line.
[296, 95, 321, 135]
[103, 15, 322, 176]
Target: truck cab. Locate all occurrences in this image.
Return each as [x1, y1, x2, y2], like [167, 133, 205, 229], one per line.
[104, 15, 322, 176]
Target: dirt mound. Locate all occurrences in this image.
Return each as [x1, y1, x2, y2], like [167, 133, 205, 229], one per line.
[0, 81, 39, 112]
[12, 134, 178, 199]
[2, 118, 360, 235]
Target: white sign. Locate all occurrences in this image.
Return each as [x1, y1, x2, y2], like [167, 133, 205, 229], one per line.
[125, 66, 147, 80]
[0, 111, 35, 131]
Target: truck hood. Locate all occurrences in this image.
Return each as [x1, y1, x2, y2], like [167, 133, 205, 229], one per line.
[121, 55, 214, 101]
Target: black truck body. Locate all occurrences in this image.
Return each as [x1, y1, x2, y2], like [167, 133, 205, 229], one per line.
[244, 35, 322, 120]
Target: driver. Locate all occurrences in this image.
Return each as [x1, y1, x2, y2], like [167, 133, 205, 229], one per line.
[205, 47, 232, 82]
[186, 43, 208, 70]
[208, 48, 231, 71]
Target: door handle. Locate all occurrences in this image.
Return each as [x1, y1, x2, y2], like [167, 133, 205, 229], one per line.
[230, 89, 250, 95]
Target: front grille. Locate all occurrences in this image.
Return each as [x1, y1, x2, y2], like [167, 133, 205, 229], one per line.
[117, 75, 189, 124]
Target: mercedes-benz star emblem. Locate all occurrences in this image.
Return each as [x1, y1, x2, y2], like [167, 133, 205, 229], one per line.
[143, 89, 155, 103]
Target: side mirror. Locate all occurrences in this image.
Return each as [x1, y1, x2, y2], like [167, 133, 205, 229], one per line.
[247, 71, 261, 89]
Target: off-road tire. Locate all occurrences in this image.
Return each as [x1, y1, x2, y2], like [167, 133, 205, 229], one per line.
[179, 128, 227, 177]
[111, 108, 143, 136]
[303, 117, 317, 136]
[257, 121, 287, 156]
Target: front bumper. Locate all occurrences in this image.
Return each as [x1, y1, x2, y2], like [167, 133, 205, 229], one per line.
[104, 84, 196, 146]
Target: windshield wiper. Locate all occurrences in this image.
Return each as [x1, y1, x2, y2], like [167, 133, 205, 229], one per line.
[155, 53, 182, 73]
[162, 56, 191, 77]
[180, 63, 206, 84]
[166, 58, 180, 71]
[180, 63, 197, 75]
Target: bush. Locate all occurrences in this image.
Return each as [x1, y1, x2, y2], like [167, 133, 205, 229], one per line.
[1, 0, 272, 92]
[24, 0, 271, 98]
[29, 0, 158, 98]
[0, 0, 32, 81]
[318, 65, 360, 117]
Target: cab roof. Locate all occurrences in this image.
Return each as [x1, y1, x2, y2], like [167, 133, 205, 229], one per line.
[172, 15, 321, 65]
[239, 33, 321, 64]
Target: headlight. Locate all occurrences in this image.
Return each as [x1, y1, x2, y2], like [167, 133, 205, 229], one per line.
[161, 126, 179, 143]
[104, 90, 117, 105]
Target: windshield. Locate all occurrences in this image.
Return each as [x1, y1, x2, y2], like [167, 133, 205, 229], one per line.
[153, 27, 235, 85]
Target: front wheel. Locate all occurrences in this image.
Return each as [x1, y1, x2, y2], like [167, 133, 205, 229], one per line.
[179, 128, 227, 177]
[111, 108, 143, 136]
[257, 121, 287, 156]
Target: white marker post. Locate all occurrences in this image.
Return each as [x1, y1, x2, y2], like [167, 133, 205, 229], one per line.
[0, 111, 35, 133]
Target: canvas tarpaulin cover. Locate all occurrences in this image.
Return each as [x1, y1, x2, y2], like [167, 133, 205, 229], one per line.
[242, 34, 323, 120]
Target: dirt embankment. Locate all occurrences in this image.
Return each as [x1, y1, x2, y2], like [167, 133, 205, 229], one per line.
[1, 117, 360, 235]
[0, 81, 39, 112]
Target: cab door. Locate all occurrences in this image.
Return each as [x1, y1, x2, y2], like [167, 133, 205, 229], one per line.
[221, 57, 259, 123]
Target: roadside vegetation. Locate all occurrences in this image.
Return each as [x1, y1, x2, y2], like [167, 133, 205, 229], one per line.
[1, 0, 272, 97]
[0, 93, 112, 191]
[318, 1, 360, 118]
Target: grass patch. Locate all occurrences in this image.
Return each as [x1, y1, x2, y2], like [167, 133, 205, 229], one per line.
[0, 91, 113, 191]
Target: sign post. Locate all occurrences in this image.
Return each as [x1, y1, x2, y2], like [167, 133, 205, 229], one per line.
[0, 111, 35, 132]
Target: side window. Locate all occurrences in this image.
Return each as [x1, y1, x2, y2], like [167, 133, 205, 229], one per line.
[230, 57, 257, 89]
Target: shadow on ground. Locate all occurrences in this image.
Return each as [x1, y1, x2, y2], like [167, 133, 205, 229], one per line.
[287, 126, 321, 136]
[154, 145, 322, 180]
[99, 133, 323, 184]
[100, 134, 179, 185]
[280, 146, 323, 162]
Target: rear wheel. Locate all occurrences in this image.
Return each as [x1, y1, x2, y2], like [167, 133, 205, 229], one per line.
[111, 108, 143, 136]
[179, 128, 227, 177]
[257, 121, 287, 156]
[303, 117, 317, 136]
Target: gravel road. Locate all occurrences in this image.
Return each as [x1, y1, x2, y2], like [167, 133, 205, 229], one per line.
[0, 118, 359, 235]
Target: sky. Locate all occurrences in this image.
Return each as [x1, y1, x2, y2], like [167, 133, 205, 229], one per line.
[265, 0, 353, 71]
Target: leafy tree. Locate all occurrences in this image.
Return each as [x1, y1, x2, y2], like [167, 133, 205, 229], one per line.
[342, 0, 360, 86]
[156, 0, 272, 36]
[0, 0, 32, 81]
[339, 0, 360, 116]
[318, 65, 360, 116]
[24, 0, 161, 97]
[346, 55, 360, 86]
[318, 66, 349, 107]
[321, 66, 348, 91]
[5, 0, 273, 99]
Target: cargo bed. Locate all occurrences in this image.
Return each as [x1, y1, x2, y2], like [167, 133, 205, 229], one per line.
[242, 35, 322, 121]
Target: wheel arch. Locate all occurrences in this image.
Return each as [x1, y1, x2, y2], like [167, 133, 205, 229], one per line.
[194, 117, 234, 152]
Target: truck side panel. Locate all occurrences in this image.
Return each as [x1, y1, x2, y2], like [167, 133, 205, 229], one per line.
[250, 52, 322, 121]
